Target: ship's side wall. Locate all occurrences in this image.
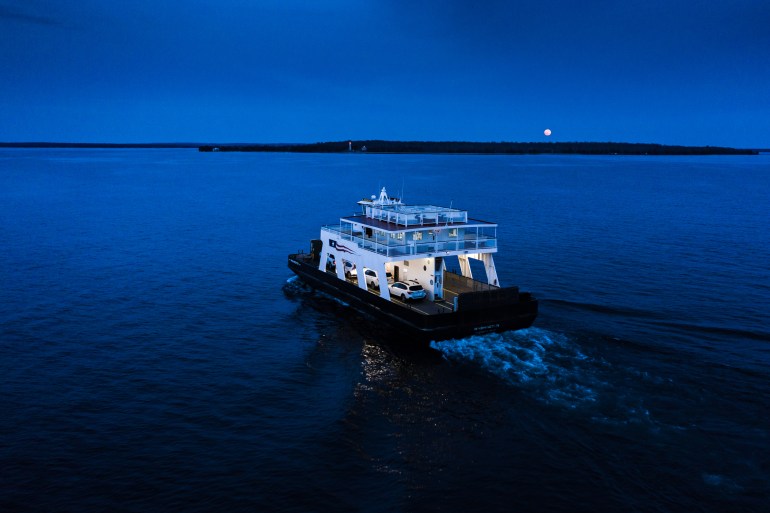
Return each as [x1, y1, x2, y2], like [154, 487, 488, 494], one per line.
[288, 253, 537, 343]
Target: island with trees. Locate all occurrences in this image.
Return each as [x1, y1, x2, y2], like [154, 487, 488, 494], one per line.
[198, 140, 757, 155]
[0, 141, 759, 154]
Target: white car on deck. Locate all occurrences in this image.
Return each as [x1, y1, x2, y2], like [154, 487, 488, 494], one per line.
[388, 280, 427, 301]
[362, 268, 393, 288]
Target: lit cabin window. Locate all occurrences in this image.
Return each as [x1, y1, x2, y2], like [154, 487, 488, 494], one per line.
[413, 232, 423, 241]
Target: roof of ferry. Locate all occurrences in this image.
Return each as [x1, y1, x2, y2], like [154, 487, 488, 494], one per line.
[340, 214, 496, 232]
[369, 203, 460, 214]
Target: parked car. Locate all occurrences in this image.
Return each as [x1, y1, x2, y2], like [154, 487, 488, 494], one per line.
[388, 280, 427, 301]
[363, 268, 393, 288]
[344, 261, 356, 277]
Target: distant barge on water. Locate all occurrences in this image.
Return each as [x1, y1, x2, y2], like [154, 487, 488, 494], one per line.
[288, 188, 538, 344]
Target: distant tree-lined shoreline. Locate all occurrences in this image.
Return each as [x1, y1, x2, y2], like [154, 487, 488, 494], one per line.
[199, 140, 757, 155]
[0, 141, 759, 154]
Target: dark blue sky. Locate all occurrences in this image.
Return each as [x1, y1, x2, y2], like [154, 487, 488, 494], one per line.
[2, 0, 769, 147]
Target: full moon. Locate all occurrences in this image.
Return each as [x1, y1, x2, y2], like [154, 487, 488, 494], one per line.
[544, 129, 552, 136]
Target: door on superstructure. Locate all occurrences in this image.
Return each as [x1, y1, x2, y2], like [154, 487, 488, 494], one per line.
[434, 257, 444, 299]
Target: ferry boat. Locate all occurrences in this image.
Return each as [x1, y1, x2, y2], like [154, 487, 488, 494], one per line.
[288, 187, 538, 344]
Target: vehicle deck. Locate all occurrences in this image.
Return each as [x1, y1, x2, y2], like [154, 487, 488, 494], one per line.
[336, 269, 499, 316]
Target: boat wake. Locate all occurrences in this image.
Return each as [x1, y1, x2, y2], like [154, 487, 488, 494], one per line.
[431, 328, 602, 408]
[283, 274, 306, 295]
[283, 275, 352, 308]
[432, 328, 697, 432]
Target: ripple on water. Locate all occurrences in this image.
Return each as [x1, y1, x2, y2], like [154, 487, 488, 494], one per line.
[431, 328, 601, 408]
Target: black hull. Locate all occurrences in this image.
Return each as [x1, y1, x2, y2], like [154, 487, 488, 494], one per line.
[288, 254, 538, 345]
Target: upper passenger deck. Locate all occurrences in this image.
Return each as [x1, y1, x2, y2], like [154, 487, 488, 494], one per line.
[362, 202, 468, 227]
[340, 213, 496, 233]
[321, 187, 498, 259]
[353, 187, 493, 231]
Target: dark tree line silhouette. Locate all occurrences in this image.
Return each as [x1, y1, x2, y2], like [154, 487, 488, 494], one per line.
[199, 140, 756, 155]
[0, 141, 756, 155]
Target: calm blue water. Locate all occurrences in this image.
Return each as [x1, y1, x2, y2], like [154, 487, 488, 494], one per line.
[1, 149, 769, 512]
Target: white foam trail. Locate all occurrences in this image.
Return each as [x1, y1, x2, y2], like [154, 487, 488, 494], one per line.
[432, 328, 600, 408]
[283, 276, 352, 308]
[282, 275, 308, 296]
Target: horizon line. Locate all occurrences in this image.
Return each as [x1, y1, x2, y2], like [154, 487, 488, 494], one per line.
[0, 140, 766, 151]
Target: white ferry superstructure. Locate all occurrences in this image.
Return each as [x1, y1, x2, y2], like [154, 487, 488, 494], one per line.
[288, 187, 538, 343]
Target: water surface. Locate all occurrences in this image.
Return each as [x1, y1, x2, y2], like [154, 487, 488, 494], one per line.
[1, 149, 768, 512]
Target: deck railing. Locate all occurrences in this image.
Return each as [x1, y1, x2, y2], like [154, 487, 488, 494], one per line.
[322, 226, 496, 257]
[365, 206, 468, 227]
[443, 271, 499, 293]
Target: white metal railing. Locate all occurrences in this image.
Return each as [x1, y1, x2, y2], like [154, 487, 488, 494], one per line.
[365, 206, 468, 227]
[322, 225, 496, 257]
